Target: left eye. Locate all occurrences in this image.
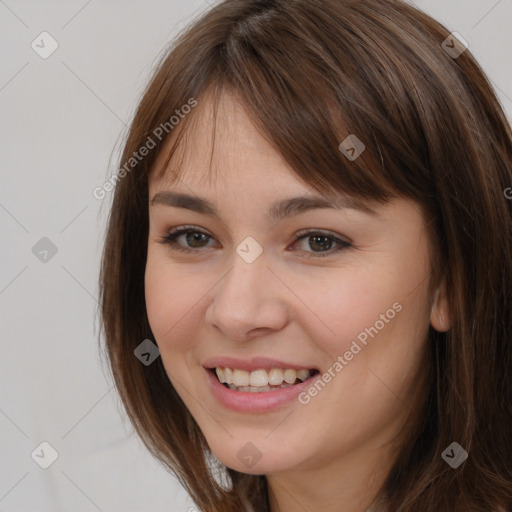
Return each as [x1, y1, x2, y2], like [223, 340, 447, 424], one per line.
[158, 226, 351, 258]
[292, 230, 351, 257]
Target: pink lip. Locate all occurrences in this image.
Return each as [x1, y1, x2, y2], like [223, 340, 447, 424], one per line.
[202, 356, 316, 372]
[204, 367, 318, 413]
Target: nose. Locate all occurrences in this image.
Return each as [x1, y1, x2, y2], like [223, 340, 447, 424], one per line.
[204, 249, 289, 342]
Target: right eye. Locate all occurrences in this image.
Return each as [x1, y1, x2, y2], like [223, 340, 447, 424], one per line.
[158, 225, 217, 253]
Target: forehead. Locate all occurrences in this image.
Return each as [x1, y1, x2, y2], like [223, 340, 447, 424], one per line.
[148, 89, 308, 193]
[146, 86, 392, 221]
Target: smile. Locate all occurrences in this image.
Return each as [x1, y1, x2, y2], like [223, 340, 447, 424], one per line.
[204, 362, 320, 412]
[214, 367, 315, 392]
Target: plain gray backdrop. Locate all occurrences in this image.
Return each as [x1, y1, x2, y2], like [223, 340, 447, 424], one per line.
[1, 0, 511, 511]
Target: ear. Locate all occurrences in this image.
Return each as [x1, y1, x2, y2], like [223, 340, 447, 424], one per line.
[430, 278, 451, 332]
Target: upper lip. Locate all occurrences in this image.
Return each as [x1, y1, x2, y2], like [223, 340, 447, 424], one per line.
[203, 356, 317, 372]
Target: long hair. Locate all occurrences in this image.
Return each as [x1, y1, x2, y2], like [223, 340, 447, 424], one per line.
[98, 0, 512, 510]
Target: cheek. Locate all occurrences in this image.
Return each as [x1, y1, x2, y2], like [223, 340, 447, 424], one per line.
[145, 260, 174, 340]
[290, 267, 400, 355]
[144, 254, 212, 351]
[291, 254, 430, 365]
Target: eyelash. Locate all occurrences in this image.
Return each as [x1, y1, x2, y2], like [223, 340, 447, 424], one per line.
[158, 225, 351, 259]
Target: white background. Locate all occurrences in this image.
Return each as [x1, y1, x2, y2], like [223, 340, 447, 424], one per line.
[1, 1, 511, 511]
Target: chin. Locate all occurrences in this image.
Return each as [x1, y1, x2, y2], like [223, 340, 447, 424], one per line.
[206, 436, 306, 476]
[216, 455, 290, 475]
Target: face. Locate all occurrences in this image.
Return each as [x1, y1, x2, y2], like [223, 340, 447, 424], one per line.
[145, 90, 448, 477]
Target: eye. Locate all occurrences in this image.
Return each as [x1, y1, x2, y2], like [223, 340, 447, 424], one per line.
[290, 229, 351, 258]
[158, 226, 351, 258]
[158, 225, 216, 252]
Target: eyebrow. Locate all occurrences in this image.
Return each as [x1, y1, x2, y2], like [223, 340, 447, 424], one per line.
[150, 191, 378, 220]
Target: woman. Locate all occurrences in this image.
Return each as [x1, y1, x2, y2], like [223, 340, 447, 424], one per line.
[98, 0, 512, 510]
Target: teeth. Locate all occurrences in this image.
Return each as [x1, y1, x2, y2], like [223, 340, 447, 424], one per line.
[214, 367, 313, 388]
[215, 367, 226, 383]
[296, 369, 310, 381]
[249, 369, 268, 387]
[284, 369, 297, 384]
[228, 383, 294, 393]
[268, 368, 284, 385]
[233, 369, 250, 387]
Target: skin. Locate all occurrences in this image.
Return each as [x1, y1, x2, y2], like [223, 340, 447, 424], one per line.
[145, 89, 451, 512]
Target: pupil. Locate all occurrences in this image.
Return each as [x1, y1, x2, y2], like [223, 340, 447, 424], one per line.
[187, 232, 207, 247]
[311, 235, 331, 251]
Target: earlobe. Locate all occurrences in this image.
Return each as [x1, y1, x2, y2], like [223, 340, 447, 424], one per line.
[430, 279, 452, 332]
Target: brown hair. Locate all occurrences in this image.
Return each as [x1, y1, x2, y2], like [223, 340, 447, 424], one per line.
[98, 0, 512, 510]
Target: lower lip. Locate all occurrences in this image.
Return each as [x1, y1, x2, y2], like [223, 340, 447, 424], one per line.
[205, 368, 316, 413]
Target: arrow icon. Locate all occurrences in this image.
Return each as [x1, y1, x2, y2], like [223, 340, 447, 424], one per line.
[31, 441, 59, 469]
[441, 32, 468, 59]
[32, 237, 58, 263]
[31, 31, 59, 59]
[236, 236, 262, 263]
[134, 339, 160, 365]
[441, 441, 468, 468]
[339, 134, 365, 161]
[236, 441, 262, 468]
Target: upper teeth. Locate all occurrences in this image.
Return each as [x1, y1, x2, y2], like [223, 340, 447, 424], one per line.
[215, 367, 311, 387]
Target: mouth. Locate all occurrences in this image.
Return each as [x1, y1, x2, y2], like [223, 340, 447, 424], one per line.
[208, 366, 320, 393]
